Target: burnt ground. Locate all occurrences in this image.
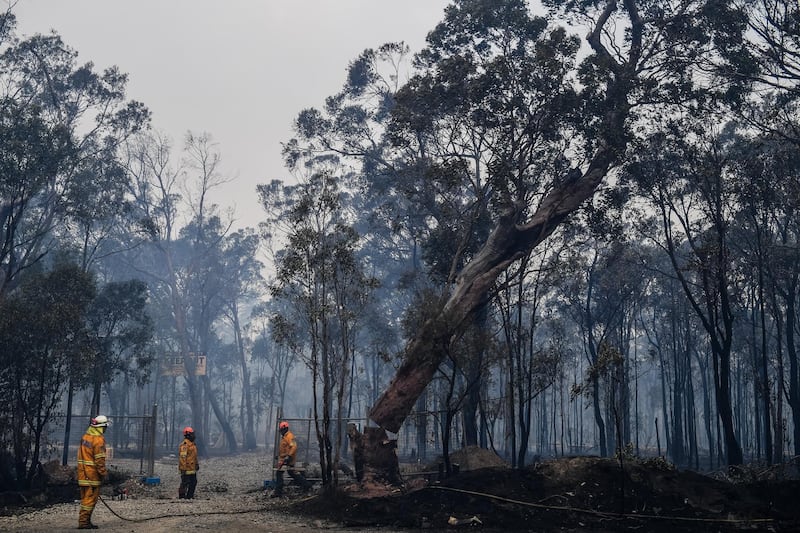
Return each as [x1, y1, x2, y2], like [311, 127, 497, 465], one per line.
[1, 448, 798, 532]
[293, 452, 800, 532]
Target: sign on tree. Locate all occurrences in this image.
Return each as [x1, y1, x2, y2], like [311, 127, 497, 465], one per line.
[160, 353, 206, 376]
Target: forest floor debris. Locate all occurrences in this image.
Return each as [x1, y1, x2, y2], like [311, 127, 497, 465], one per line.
[1, 448, 798, 532]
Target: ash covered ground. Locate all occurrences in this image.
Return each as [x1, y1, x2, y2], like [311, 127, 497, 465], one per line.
[1, 447, 797, 532]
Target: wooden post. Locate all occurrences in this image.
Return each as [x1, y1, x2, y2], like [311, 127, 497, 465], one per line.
[347, 423, 364, 481]
[147, 404, 158, 477]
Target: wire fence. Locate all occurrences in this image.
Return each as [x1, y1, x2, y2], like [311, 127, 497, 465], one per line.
[45, 408, 158, 476]
[267, 414, 457, 470]
[44, 408, 471, 482]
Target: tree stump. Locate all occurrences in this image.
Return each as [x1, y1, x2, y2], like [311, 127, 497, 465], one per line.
[348, 424, 400, 485]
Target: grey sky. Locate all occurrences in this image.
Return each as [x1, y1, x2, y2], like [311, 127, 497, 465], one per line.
[10, 0, 451, 230]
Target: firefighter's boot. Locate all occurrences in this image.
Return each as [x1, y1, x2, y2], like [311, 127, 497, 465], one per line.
[78, 509, 98, 528]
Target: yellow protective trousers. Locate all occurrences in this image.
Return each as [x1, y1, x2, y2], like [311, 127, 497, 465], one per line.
[79, 485, 99, 527]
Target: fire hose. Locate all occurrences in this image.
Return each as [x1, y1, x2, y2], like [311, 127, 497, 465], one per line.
[97, 493, 313, 523]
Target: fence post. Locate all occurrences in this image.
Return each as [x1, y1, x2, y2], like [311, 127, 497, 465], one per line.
[271, 410, 282, 484]
[147, 404, 158, 476]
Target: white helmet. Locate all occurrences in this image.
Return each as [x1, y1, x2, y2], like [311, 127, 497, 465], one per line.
[91, 415, 110, 427]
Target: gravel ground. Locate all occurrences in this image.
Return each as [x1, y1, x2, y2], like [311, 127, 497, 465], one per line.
[0, 451, 390, 533]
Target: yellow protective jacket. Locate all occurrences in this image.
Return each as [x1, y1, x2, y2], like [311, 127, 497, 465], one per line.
[77, 426, 107, 487]
[179, 437, 199, 474]
[278, 430, 298, 465]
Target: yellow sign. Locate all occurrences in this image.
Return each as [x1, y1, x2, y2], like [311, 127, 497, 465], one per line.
[161, 353, 207, 376]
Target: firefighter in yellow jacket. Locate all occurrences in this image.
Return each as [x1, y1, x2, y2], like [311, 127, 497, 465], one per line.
[271, 421, 311, 497]
[178, 426, 199, 499]
[77, 415, 109, 529]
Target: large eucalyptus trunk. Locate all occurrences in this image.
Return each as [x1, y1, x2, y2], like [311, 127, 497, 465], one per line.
[364, 1, 640, 479]
[369, 160, 619, 433]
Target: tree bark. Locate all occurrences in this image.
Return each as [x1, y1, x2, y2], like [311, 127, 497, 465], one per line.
[349, 425, 401, 485]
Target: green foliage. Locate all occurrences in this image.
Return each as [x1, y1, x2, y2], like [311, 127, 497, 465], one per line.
[640, 455, 676, 472]
[614, 442, 636, 461]
[0, 16, 149, 294]
[86, 279, 155, 387]
[613, 443, 676, 471]
[0, 263, 95, 488]
[571, 341, 624, 399]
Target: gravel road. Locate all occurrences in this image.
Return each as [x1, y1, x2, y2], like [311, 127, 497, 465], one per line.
[0, 451, 387, 532]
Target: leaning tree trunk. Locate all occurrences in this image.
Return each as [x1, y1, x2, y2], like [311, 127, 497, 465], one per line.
[366, 1, 640, 482]
[369, 152, 620, 434]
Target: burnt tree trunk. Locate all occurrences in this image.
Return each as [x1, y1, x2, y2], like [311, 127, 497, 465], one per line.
[349, 425, 400, 485]
[368, 160, 619, 433]
[347, 423, 365, 481]
[368, 0, 641, 473]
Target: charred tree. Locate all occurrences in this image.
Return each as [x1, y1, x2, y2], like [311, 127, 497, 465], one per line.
[369, 160, 625, 433]
[348, 425, 400, 486]
[363, 1, 645, 480]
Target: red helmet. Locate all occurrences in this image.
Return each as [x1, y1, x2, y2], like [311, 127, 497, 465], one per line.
[183, 426, 194, 436]
[279, 421, 289, 430]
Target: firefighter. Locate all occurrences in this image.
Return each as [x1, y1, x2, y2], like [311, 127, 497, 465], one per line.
[77, 415, 109, 529]
[178, 426, 199, 499]
[272, 420, 311, 497]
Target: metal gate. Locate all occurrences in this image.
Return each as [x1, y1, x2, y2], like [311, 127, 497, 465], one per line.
[45, 405, 158, 476]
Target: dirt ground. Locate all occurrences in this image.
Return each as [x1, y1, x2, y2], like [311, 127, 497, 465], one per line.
[295, 449, 800, 532]
[1, 447, 798, 532]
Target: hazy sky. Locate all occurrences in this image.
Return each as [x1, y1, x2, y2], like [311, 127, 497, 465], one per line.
[10, 0, 451, 230]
